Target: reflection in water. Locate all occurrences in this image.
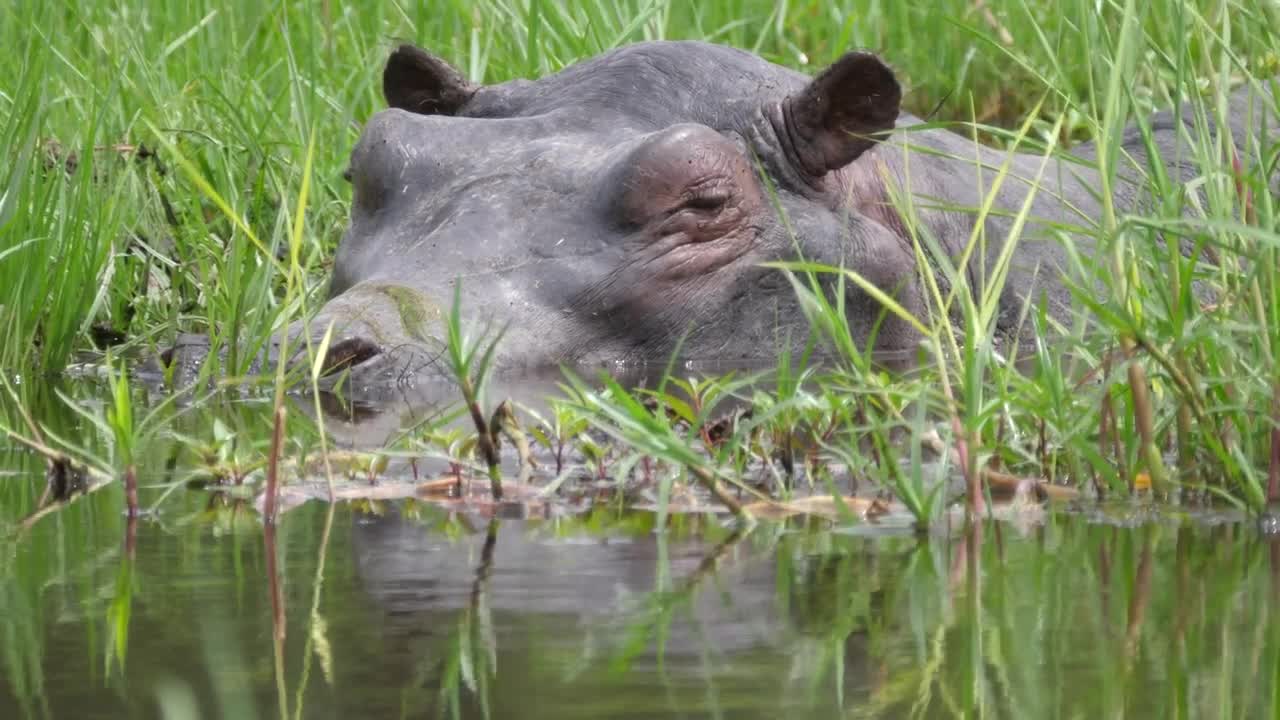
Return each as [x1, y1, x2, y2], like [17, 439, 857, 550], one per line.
[2, 490, 1280, 719]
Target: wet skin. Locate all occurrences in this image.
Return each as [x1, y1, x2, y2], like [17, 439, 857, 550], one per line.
[165, 40, 1277, 388]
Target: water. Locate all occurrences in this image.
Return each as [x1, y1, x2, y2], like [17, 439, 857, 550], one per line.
[3, 380, 1280, 719]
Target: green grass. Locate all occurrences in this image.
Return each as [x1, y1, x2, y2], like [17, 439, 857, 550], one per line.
[3, 0, 1280, 519]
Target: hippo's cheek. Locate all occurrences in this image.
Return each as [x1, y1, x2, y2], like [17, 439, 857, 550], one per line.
[653, 224, 763, 280]
[574, 218, 762, 324]
[629, 199, 765, 281]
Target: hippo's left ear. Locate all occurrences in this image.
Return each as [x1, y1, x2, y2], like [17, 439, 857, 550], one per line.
[383, 44, 478, 116]
[777, 51, 901, 177]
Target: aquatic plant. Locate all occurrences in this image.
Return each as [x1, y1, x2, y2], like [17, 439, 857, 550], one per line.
[443, 280, 509, 501]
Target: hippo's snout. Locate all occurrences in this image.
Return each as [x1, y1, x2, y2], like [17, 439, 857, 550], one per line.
[153, 281, 454, 390]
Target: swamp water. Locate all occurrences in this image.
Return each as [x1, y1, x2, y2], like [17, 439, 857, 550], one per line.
[2, 377, 1279, 719]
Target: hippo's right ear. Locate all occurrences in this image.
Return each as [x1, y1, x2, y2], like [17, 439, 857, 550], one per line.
[777, 51, 901, 178]
[383, 44, 478, 116]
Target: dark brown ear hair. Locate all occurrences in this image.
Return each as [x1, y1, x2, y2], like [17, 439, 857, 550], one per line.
[382, 44, 478, 116]
[777, 51, 901, 177]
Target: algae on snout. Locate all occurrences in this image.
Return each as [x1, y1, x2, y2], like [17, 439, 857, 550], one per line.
[374, 283, 444, 347]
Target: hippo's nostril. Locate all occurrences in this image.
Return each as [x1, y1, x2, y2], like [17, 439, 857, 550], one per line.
[318, 337, 382, 377]
[342, 166, 353, 183]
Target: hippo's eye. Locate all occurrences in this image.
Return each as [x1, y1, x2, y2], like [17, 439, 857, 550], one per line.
[682, 187, 730, 212]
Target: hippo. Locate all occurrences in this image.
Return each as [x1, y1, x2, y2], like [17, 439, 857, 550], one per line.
[165, 40, 1276, 387]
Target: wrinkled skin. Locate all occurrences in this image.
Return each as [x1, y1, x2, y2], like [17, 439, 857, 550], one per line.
[165, 40, 1278, 388]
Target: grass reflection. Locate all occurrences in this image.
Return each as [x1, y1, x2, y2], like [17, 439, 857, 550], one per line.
[3, 490, 1280, 718]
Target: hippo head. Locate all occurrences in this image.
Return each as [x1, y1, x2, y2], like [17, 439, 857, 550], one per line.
[304, 40, 913, 382]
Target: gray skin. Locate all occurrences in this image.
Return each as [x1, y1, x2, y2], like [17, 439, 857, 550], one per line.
[166, 40, 1277, 387]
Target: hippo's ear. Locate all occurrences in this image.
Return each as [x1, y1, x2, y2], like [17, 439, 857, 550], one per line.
[778, 51, 901, 177]
[383, 44, 478, 116]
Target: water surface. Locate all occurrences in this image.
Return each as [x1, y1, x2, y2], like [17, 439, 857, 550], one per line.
[2, 380, 1278, 719]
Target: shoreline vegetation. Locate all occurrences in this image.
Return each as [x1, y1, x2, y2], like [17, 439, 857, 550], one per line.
[4, 0, 1280, 527]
